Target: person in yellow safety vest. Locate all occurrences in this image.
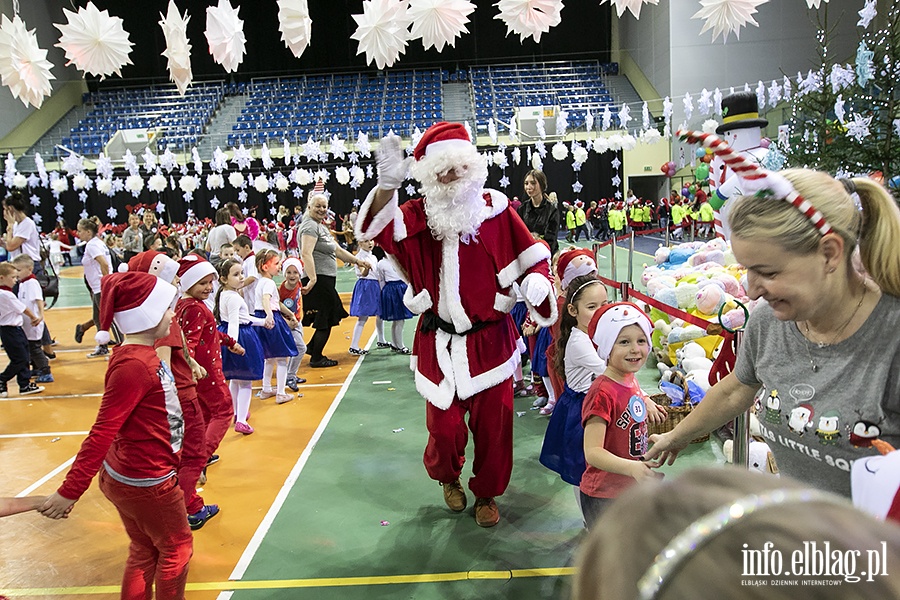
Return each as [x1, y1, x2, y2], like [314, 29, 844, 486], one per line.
[698, 199, 714, 238]
[573, 201, 587, 242]
[641, 202, 652, 227]
[613, 202, 626, 235]
[671, 200, 685, 240]
[565, 203, 576, 242]
[628, 204, 640, 231]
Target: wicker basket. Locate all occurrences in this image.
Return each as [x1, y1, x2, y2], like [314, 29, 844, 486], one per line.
[647, 393, 710, 444]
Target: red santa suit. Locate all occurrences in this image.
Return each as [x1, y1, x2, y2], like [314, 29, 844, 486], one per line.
[357, 187, 556, 497]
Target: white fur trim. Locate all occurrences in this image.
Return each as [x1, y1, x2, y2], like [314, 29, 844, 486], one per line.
[95, 330, 111, 345]
[493, 291, 517, 314]
[437, 235, 472, 333]
[356, 188, 407, 242]
[180, 262, 216, 292]
[415, 331, 458, 409]
[521, 273, 558, 329]
[497, 242, 551, 289]
[113, 278, 178, 334]
[425, 138, 473, 158]
[403, 286, 433, 314]
[452, 335, 518, 400]
[481, 188, 508, 221]
[560, 260, 597, 290]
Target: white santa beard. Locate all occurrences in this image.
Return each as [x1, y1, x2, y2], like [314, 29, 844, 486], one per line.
[413, 149, 489, 241]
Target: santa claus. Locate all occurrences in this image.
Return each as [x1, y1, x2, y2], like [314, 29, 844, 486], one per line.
[357, 122, 556, 527]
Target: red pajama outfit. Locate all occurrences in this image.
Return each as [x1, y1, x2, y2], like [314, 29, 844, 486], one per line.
[357, 188, 555, 497]
[176, 297, 236, 461]
[58, 345, 192, 600]
[155, 321, 206, 515]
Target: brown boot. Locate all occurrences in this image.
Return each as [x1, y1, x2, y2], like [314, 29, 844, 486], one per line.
[474, 497, 500, 527]
[442, 479, 467, 512]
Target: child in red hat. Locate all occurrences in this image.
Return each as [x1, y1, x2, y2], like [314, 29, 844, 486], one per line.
[39, 271, 193, 599]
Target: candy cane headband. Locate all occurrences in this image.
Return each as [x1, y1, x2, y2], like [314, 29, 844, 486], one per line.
[677, 130, 833, 236]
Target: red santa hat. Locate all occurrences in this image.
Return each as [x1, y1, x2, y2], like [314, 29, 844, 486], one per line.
[95, 272, 177, 344]
[557, 248, 597, 290]
[575, 200, 584, 209]
[178, 254, 217, 292]
[282, 257, 303, 276]
[588, 302, 653, 361]
[413, 122, 471, 161]
[121, 250, 179, 284]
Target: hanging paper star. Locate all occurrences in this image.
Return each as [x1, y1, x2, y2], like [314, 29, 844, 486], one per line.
[407, 0, 475, 52]
[55, 2, 133, 80]
[232, 144, 252, 170]
[572, 180, 583, 193]
[78, 190, 89, 203]
[351, 0, 410, 69]
[62, 152, 84, 175]
[112, 178, 125, 193]
[159, 0, 193, 95]
[303, 137, 321, 162]
[833, 95, 846, 124]
[55, 203, 64, 215]
[356, 131, 372, 158]
[79, 209, 88, 220]
[692, 0, 768, 43]
[209, 196, 220, 209]
[611, 156, 622, 169]
[617, 104, 631, 129]
[857, 0, 876, 29]
[107, 207, 118, 220]
[179, 164, 189, 177]
[495, 0, 563, 44]
[846, 113, 872, 142]
[29, 194, 40, 206]
[601, 106, 612, 131]
[210, 147, 228, 172]
[277, 0, 313, 59]
[156, 201, 166, 213]
[238, 189, 248, 203]
[0, 15, 55, 109]
[498, 175, 510, 188]
[160, 147, 179, 173]
[330, 135, 348, 160]
[856, 42, 874, 89]
[205, 0, 246, 73]
[600, 0, 659, 19]
[611, 174, 621, 187]
[767, 79, 782, 107]
[366, 164, 374, 178]
[26, 173, 39, 188]
[682, 93, 693, 122]
[404, 183, 417, 196]
[805, 0, 827, 8]
[31, 213, 41, 225]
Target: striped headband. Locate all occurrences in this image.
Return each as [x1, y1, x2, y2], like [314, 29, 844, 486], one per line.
[677, 130, 833, 236]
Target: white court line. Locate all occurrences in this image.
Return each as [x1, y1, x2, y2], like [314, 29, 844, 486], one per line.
[221, 333, 375, 591]
[0, 431, 88, 439]
[0, 393, 102, 402]
[17, 456, 76, 497]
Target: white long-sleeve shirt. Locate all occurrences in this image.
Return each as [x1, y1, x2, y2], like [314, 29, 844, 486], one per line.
[565, 328, 607, 393]
[219, 289, 264, 340]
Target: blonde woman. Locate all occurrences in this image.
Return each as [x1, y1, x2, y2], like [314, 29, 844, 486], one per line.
[645, 170, 900, 497]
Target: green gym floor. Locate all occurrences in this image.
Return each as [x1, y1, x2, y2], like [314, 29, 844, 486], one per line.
[0, 239, 723, 600]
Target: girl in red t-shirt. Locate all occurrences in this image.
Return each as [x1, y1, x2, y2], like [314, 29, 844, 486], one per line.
[580, 302, 667, 529]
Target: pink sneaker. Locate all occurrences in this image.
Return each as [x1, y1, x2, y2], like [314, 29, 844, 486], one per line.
[234, 422, 254, 435]
[257, 389, 276, 399]
[539, 401, 556, 416]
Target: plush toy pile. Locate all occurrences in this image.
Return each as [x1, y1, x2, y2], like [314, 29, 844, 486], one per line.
[641, 238, 760, 370]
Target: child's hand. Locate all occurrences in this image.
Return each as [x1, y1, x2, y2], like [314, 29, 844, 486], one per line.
[646, 400, 668, 425]
[630, 461, 664, 483]
[285, 315, 298, 328]
[229, 343, 246, 356]
[189, 358, 207, 381]
[39, 492, 76, 520]
[30, 315, 42, 327]
[264, 316, 275, 329]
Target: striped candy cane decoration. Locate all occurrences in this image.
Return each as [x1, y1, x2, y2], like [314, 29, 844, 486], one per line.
[676, 130, 833, 236]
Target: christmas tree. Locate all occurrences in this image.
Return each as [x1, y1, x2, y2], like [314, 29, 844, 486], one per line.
[784, 1, 900, 182]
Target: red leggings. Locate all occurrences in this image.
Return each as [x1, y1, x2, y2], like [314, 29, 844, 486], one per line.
[197, 380, 234, 461]
[423, 378, 514, 498]
[99, 471, 193, 600]
[177, 390, 207, 515]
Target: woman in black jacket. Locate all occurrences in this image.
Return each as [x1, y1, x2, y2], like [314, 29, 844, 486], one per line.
[517, 170, 560, 255]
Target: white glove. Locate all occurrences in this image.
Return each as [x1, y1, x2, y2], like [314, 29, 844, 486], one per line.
[519, 273, 552, 307]
[376, 133, 407, 191]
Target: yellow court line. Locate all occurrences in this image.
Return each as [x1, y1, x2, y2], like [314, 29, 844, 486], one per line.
[0, 568, 576, 596]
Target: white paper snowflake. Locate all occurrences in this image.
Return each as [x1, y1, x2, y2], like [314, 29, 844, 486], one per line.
[858, 0, 876, 29]
[488, 118, 498, 144]
[232, 144, 252, 170]
[682, 93, 694, 122]
[556, 110, 568, 136]
[834, 95, 846, 124]
[495, 0, 563, 44]
[26, 173, 39, 188]
[692, 0, 768, 43]
[404, 183, 417, 196]
[55, 203, 64, 216]
[846, 113, 871, 142]
[585, 110, 594, 132]
[600, 0, 659, 19]
[531, 151, 543, 172]
[160, 148, 179, 173]
[261, 143, 274, 170]
[755, 81, 766, 112]
[159, 0, 192, 95]
[611, 174, 622, 187]
[55, 3, 133, 80]
[611, 156, 622, 169]
[205, 0, 246, 73]
[617, 104, 631, 129]
[0, 15, 55, 109]
[277, 0, 313, 59]
[351, 0, 410, 69]
[640, 129, 662, 145]
[830, 64, 855, 93]
[535, 114, 546, 139]
[534, 140, 547, 158]
[512, 147, 521, 164]
[209, 196, 221, 209]
[330, 135, 348, 160]
[767, 79, 782, 107]
[210, 147, 228, 172]
[407, 0, 475, 52]
[805, 0, 827, 8]
[303, 137, 321, 162]
[106, 207, 118, 220]
[32, 213, 41, 225]
[601, 106, 612, 131]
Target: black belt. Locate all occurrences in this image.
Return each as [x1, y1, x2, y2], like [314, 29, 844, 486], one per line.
[419, 312, 490, 336]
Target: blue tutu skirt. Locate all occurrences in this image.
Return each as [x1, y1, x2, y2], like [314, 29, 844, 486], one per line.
[219, 322, 265, 381]
[350, 278, 381, 317]
[253, 310, 299, 359]
[510, 301, 528, 336]
[539, 384, 587, 486]
[380, 280, 413, 321]
[530, 326, 553, 377]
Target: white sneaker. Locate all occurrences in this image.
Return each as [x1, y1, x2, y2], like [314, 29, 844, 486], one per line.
[256, 389, 276, 399]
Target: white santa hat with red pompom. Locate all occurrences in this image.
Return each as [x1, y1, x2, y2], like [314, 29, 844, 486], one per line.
[95, 272, 178, 345]
[588, 302, 653, 361]
[122, 250, 180, 284]
[177, 254, 217, 292]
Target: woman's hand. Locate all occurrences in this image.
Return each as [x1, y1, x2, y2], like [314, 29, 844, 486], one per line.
[39, 492, 76, 520]
[521, 323, 538, 337]
[229, 343, 246, 356]
[643, 431, 690, 468]
[301, 279, 316, 295]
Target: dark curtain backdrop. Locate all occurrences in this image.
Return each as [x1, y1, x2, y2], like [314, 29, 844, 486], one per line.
[10, 146, 622, 232]
[67, 0, 612, 84]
